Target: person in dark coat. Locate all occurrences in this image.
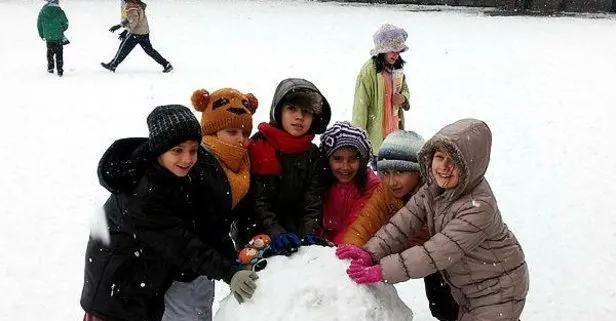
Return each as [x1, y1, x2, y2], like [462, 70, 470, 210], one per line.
[37, 0, 69, 76]
[80, 105, 258, 321]
[101, 0, 173, 73]
[247, 78, 332, 255]
[162, 87, 260, 321]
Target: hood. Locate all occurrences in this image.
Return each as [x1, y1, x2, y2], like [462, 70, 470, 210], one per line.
[417, 119, 492, 200]
[269, 78, 331, 134]
[97, 137, 150, 193]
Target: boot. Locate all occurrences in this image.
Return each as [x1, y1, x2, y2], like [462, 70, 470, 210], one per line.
[101, 62, 116, 72]
[162, 63, 173, 73]
[57, 69, 64, 77]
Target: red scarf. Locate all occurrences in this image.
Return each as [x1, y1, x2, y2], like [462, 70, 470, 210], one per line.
[248, 123, 314, 175]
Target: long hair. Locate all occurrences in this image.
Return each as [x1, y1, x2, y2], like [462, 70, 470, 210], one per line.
[372, 53, 405, 73]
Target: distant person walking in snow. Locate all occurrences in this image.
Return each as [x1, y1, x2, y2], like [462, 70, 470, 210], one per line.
[101, 0, 173, 73]
[352, 23, 411, 168]
[37, 0, 69, 77]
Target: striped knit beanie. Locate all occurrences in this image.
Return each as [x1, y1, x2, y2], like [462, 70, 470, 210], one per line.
[320, 121, 372, 163]
[377, 130, 425, 172]
[146, 105, 202, 156]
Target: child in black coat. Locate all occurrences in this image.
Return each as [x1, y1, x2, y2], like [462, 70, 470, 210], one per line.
[247, 78, 332, 255]
[80, 105, 257, 321]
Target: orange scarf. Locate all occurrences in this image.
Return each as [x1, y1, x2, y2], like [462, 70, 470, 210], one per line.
[202, 135, 250, 208]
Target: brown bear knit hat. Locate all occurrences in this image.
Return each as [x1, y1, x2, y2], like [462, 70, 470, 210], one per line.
[191, 88, 258, 136]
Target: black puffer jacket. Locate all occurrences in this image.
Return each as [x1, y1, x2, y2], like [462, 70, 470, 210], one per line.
[80, 138, 240, 321]
[194, 145, 258, 251]
[250, 79, 331, 237]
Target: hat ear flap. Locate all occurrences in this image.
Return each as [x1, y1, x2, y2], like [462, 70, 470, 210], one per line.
[191, 89, 210, 112]
[245, 93, 258, 114]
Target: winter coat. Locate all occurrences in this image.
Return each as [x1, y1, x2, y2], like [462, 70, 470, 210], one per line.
[250, 137, 326, 236]
[250, 79, 332, 237]
[122, 1, 149, 35]
[352, 58, 410, 153]
[37, 3, 68, 42]
[320, 170, 380, 245]
[342, 182, 430, 247]
[81, 138, 241, 321]
[195, 145, 258, 250]
[364, 119, 529, 320]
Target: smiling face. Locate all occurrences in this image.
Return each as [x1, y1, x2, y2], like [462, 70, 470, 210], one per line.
[431, 149, 461, 189]
[281, 104, 313, 137]
[329, 147, 361, 184]
[157, 140, 199, 177]
[381, 170, 421, 200]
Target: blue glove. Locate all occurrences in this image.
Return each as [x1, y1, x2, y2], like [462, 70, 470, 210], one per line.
[271, 232, 301, 256]
[301, 233, 334, 247]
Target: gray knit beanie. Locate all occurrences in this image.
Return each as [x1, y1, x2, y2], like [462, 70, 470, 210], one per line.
[377, 130, 425, 172]
[369, 24, 409, 57]
[320, 121, 372, 163]
[146, 105, 202, 156]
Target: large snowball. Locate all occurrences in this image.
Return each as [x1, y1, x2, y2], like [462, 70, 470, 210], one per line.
[215, 245, 413, 321]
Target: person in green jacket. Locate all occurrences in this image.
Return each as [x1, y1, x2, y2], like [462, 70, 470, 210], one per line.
[37, 0, 68, 77]
[352, 23, 411, 167]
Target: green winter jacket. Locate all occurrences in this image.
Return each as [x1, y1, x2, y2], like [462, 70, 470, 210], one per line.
[352, 58, 410, 153]
[37, 4, 68, 42]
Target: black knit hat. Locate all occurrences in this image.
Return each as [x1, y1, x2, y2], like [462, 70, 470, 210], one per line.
[146, 105, 202, 156]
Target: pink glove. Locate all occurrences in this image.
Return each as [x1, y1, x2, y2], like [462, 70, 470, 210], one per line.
[335, 244, 374, 266]
[346, 261, 383, 284]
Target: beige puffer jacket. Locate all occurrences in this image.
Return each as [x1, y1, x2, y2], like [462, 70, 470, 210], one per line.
[364, 119, 529, 321]
[122, 2, 149, 35]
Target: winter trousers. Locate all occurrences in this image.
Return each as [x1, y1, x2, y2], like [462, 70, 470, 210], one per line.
[162, 276, 214, 321]
[108, 33, 168, 68]
[424, 272, 459, 321]
[46, 41, 63, 73]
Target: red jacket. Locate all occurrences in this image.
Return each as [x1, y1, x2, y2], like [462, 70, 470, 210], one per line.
[320, 170, 380, 245]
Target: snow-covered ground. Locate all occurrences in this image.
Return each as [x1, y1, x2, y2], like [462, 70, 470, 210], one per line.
[1, 0, 615, 320]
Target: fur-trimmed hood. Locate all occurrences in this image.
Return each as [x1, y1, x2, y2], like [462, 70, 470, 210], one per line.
[418, 118, 492, 200]
[269, 78, 331, 134]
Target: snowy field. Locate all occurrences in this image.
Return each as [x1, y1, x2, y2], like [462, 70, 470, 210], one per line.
[1, 0, 616, 320]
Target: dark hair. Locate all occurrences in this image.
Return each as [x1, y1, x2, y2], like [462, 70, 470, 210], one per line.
[321, 147, 369, 194]
[372, 53, 405, 73]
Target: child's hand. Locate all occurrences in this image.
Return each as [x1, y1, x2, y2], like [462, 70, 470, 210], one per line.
[392, 93, 406, 107]
[108, 24, 121, 33]
[301, 233, 334, 247]
[347, 261, 383, 284]
[335, 244, 373, 266]
[271, 232, 301, 255]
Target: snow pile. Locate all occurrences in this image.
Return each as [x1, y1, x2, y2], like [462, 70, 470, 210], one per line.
[214, 246, 413, 321]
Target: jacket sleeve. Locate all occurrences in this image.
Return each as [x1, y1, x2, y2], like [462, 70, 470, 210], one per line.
[61, 9, 68, 31]
[378, 198, 496, 284]
[301, 153, 326, 235]
[352, 67, 373, 130]
[400, 74, 411, 111]
[124, 189, 240, 284]
[342, 185, 390, 247]
[364, 184, 429, 262]
[252, 174, 286, 236]
[37, 10, 43, 39]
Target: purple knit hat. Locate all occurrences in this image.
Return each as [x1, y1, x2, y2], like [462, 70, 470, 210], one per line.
[320, 121, 372, 163]
[370, 24, 409, 57]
